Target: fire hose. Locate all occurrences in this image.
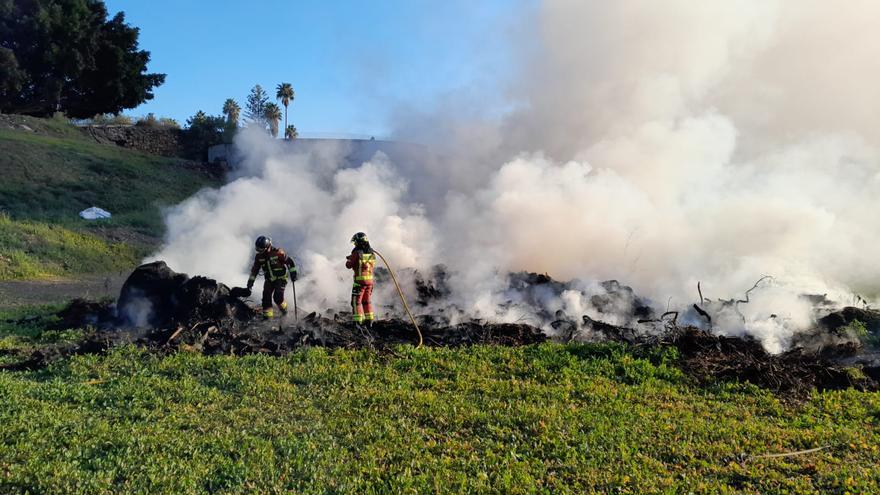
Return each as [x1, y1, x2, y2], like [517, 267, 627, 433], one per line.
[291, 277, 298, 322]
[373, 249, 423, 347]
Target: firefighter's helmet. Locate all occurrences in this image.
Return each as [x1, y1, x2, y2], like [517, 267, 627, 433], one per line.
[255, 235, 272, 251]
[350, 232, 368, 245]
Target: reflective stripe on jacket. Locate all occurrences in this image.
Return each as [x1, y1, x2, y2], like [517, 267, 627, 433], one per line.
[249, 247, 296, 283]
[346, 249, 375, 283]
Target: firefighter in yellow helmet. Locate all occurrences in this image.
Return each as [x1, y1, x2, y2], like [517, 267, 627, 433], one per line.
[346, 232, 376, 327]
[246, 235, 297, 319]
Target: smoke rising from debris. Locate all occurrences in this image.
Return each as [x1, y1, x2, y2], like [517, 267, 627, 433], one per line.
[151, 1, 880, 352]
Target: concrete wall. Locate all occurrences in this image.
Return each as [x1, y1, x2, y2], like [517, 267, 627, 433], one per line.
[208, 143, 238, 164]
[80, 125, 184, 157]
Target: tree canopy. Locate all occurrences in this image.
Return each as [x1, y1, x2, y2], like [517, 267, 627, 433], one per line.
[183, 110, 225, 160]
[0, 0, 165, 118]
[222, 98, 241, 127]
[264, 102, 281, 138]
[276, 82, 294, 131]
[225, 83, 298, 138]
[244, 84, 269, 129]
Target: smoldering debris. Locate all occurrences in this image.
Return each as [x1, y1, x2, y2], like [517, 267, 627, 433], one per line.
[56, 299, 116, 329]
[44, 262, 547, 354]
[504, 273, 655, 328]
[116, 261, 255, 328]
[132, 314, 546, 356]
[669, 327, 877, 396]
[572, 303, 880, 396]
[5, 261, 880, 396]
[0, 336, 113, 372]
[818, 307, 880, 335]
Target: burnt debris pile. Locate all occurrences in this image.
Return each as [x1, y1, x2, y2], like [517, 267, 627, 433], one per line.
[140, 313, 546, 356]
[507, 273, 655, 327]
[567, 313, 880, 395]
[117, 261, 255, 328]
[671, 327, 879, 395]
[5, 261, 880, 395]
[51, 261, 546, 357]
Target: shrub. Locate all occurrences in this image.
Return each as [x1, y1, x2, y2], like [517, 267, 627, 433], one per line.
[183, 110, 226, 160]
[135, 113, 159, 127]
[89, 114, 134, 126]
[158, 117, 180, 129]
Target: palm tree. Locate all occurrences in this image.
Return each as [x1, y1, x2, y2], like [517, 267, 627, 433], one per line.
[264, 103, 282, 138]
[284, 124, 298, 140]
[222, 98, 241, 127]
[275, 83, 295, 131]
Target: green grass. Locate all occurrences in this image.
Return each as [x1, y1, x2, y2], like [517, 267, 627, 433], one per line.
[0, 116, 220, 282]
[0, 339, 877, 494]
[0, 214, 142, 281]
[0, 126, 219, 235]
[0, 305, 83, 364]
[1, 114, 86, 139]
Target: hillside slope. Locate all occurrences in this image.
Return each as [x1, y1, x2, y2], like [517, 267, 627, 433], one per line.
[0, 116, 220, 282]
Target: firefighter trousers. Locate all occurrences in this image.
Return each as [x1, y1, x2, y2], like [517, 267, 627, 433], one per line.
[351, 281, 374, 323]
[262, 279, 288, 314]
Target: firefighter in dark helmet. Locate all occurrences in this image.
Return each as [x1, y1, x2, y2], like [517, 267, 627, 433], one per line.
[346, 232, 376, 327]
[246, 235, 298, 318]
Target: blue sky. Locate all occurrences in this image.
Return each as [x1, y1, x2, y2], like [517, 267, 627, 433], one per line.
[104, 0, 526, 138]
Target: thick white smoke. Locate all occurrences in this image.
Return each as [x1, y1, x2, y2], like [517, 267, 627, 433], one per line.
[152, 0, 880, 352]
[153, 132, 436, 312]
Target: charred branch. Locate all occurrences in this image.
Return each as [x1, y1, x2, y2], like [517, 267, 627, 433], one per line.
[731, 275, 773, 323]
[638, 310, 678, 327]
[735, 275, 773, 306]
[697, 281, 708, 304]
[693, 304, 712, 325]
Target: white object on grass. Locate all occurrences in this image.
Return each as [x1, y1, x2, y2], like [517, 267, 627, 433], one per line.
[79, 206, 112, 220]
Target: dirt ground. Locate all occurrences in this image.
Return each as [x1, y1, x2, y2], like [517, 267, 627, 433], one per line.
[0, 273, 129, 310]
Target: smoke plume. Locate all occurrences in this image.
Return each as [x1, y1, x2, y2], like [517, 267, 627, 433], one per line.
[151, 1, 880, 352]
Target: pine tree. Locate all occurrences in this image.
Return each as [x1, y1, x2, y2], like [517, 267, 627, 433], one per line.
[243, 84, 269, 129]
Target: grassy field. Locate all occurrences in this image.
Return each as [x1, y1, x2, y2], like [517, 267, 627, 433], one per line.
[0, 127, 218, 234]
[0, 215, 141, 280]
[0, 308, 877, 494]
[0, 305, 82, 363]
[0, 116, 220, 282]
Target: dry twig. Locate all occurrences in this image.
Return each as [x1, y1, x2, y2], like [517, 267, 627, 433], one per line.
[745, 445, 832, 463]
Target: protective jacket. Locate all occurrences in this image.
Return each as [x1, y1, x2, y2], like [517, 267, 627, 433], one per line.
[249, 247, 297, 286]
[346, 248, 375, 283]
[248, 247, 297, 317]
[346, 247, 376, 323]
